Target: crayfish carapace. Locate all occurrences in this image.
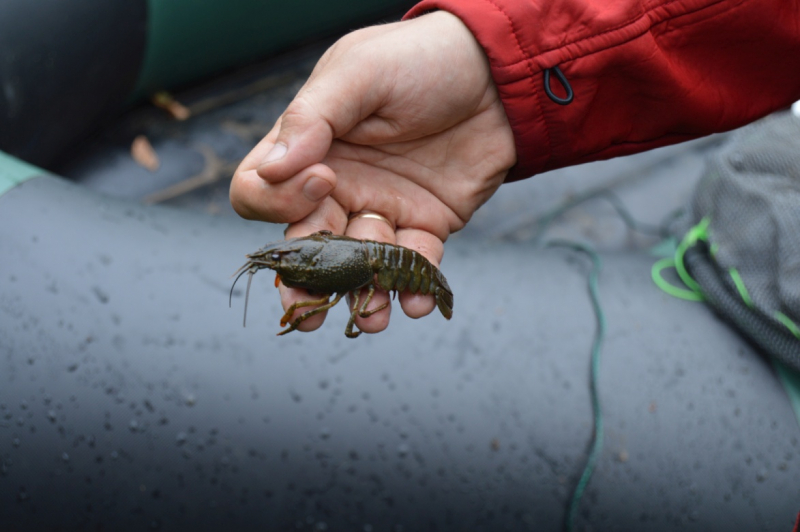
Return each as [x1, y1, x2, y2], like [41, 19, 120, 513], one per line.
[230, 230, 453, 338]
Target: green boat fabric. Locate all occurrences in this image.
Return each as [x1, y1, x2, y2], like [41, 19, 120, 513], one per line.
[677, 112, 800, 426]
[134, 0, 413, 97]
[0, 151, 44, 197]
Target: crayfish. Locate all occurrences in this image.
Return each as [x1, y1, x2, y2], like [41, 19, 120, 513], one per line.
[230, 230, 453, 338]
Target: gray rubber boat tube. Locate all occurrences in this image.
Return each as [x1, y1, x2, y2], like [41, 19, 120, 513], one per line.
[1, 176, 798, 531]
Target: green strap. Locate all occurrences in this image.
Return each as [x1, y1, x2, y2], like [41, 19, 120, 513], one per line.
[0, 151, 43, 197]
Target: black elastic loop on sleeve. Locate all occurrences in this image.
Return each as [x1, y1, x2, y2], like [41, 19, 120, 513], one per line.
[544, 66, 574, 105]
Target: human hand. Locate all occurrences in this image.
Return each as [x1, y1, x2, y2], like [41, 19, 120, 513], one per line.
[230, 11, 516, 334]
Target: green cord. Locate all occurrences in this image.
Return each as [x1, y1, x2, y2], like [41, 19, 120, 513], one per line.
[728, 268, 753, 308]
[654, 219, 800, 430]
[651, 257, 705, 301]
[542, 207, 800, 530]
[650, 217, 710, 302]
[547, 240, 605, 532]
[673, 217, 709, 294]
[655, 219, 800, 340]
[775, 311, 800, 339]
[728, 269, 800, 338]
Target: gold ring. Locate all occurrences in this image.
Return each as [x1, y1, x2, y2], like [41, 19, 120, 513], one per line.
[348, 211, 395, 231]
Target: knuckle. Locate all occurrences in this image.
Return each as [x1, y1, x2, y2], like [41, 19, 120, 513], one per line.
[280, 98, 315, 131]
[334, 30, 362, 50]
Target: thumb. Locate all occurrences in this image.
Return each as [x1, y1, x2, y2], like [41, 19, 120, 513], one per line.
[256, 97, 336, 183]
[256, 44, 385, 182]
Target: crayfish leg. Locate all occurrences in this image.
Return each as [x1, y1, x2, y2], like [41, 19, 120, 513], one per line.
[277, 293, 343, 336]
[344, 285, 390, 338]
[274, 273, 281, 288]
[345, 290, 362, 338]
[280, 294, 332, 326]
[357, 284, 388, 318]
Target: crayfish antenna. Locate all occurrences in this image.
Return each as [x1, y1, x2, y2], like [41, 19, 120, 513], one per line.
[242, 269, 255, 327]
[229, 263, 252, 308]
[231, 260, 252, 279]
[229, 264, 258, 327]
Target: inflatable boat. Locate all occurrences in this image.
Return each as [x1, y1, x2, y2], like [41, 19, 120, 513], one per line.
[1, 1, 798, 530]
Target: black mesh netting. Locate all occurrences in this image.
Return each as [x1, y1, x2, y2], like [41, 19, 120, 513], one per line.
[682, 111, 800, 369]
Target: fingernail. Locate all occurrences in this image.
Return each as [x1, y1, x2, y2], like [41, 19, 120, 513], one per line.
[262, 143, 287, 165]
[303, 176, 333, 202]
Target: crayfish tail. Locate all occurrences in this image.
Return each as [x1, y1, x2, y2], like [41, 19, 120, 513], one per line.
[435, 286, 454, 320]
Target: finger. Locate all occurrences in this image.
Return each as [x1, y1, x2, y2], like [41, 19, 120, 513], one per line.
[254, 39, 388, 184]
[396, 228, 444, 319]
[345, 211, 396, 244]
[230, 162, 336, 223]
[284, 197, 348, 239]
[255, 96, 335, 183]
[323, 144, 462, 242]
[236, 117, 281, 173]
[277, 198, 348, 333]
[344, 214, 396, 334]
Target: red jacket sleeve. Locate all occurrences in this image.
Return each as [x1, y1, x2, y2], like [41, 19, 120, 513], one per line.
[405, 0, 800, 181]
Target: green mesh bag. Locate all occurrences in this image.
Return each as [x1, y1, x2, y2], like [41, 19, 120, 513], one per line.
[680, 111, 800, 370]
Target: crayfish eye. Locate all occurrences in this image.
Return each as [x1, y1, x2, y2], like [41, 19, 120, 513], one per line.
[271, 253, 281, 261]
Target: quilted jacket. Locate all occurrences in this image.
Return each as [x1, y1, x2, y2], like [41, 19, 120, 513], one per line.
[406, 0, 800, 181]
